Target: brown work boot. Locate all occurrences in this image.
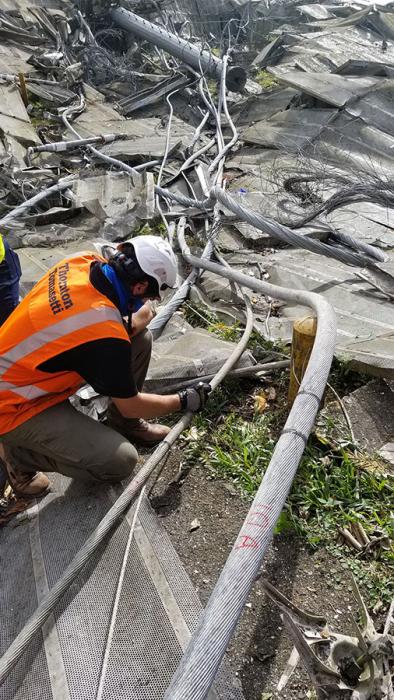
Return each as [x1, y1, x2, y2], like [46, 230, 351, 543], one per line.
[111, 418, 171, 447]
[2, 455, 50, 498]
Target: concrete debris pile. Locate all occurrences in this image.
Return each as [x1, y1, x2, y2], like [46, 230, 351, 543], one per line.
[0, 3, 393, 700]
[0, 1, 393, 357]
[0, 2, 391, 378]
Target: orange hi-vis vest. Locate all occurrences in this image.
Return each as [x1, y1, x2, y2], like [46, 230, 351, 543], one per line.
[0, 252, 129, 435]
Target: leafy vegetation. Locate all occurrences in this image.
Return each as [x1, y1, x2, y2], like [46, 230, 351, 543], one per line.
[254, 69, 279, 90]
[180, 307, 393, 607]
[134, 219, 168, 238]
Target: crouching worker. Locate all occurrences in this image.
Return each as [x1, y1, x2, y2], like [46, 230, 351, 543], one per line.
[0, 236, 210, 498]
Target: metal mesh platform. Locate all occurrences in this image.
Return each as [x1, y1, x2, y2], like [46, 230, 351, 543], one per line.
[0, 475, 245, 700]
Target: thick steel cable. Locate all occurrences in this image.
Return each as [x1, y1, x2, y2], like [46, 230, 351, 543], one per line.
[0, 155, 384, 276]
[0, 248, 254, 686]
[0, 176, 75, 228]
[211, 186, 384, 268]
[159, 360, 290, 393]
[96, 487, 146, 700]
[155, 87, 183, 234]
[154, 184, 385, 269]
[329, 229, 387, 263]
[208, 54, 239, 175]
[163, 226, 337, 700]
[148, 237, 214, 339]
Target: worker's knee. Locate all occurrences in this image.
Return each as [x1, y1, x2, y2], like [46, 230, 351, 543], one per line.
[104, 441, 138, 482]
[135, 328, 152, 354]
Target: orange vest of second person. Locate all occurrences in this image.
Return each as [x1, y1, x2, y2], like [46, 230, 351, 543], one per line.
[0, 252, 130, 435]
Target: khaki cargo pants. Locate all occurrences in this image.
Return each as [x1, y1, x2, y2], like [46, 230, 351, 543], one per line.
[1, 329, 152, 483]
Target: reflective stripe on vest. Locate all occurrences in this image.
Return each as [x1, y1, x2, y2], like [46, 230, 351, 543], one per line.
[0, 306, 121, 373]
[0, 234, 5, 264]
[0, 252, 129, 434]
[0, 306, 122, 398]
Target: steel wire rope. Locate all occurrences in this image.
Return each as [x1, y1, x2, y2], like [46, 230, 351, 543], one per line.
[163, 223, 337, 700]
[0, 225, 255, 685]
[209, 54, 239, 175]
[0, 166, 386, 272]
[0, 176, 75, 228]
[153, 185, 387, 269]
[149, 61, 230, 338]
[62, 96, 140, 179]
[155, 86, 184, 234]
[95, 487, 146, 700]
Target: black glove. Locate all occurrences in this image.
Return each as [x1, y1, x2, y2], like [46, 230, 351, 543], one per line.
[178, 382, 212, 412]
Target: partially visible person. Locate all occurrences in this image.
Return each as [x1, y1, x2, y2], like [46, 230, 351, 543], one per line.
[0, 234, 21, 326]
[0, 234, 21, 508]
[0, 235, 211, 498]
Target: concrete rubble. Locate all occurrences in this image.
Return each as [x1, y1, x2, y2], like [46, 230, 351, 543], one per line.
[0, 2, 393, 700]
[323, 378, 394, 466]
[0, 0, 391, 378]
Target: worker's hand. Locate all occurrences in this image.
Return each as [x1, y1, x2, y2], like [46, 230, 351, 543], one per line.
[178, 382, 212, 412]
[128, 301, 156, 337]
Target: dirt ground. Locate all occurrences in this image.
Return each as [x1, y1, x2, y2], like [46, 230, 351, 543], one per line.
[150, 447, 361, 700]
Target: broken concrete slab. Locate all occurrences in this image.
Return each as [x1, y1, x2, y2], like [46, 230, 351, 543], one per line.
[242, 108, 334, 150]
[146, 324, 256, 392]
[17, 240, 97, 294]
[0, 84, 40, 147]
[251, 35, 285, 68]
[0, 42, 32, 73]
[323, 379, 394, 455]
[346, 79, 394, 135]
[72, 170, 155, 238]
[269, 68, 381, 107]
[230, 88, 297, 126]
[73, 85, 199, 159]
[99, 116, 200, 160]
[264, 247, 394, 376]
[326, 205, 394, 252]
[297, 4, 335, 21]
[277, 26, 394, 73]
[306, 110, 394, 177]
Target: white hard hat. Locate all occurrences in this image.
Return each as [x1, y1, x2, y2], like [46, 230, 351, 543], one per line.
[121, 235, 177, 291]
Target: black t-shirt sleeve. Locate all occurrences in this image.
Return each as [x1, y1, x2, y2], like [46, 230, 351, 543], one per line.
[38, 338, 137, 398]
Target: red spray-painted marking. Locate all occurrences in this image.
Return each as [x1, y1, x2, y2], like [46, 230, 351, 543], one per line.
[235, 504, 273, 550]
[235, 535, 259, 550]
[246, 504, 272, 529]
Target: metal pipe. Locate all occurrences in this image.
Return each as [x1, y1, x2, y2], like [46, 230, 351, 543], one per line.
[110, 6, 247, 93]
[28, 134, 120, 155]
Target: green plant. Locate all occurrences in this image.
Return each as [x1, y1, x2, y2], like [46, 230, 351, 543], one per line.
[182, 302, 290, 355]
[134, 219, 168, 238]
[254, 69, 279, 90]
[182, 404, 393, 607]
[207, 79, 218, 98]
[328, 356, 370, 397]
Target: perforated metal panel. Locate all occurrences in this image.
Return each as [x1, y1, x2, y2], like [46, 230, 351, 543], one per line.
[1, 475, 245, 700]
[0, 520, 53, 700]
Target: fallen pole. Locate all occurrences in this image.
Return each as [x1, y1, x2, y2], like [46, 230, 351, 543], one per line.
[110, 6, 247, 93]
